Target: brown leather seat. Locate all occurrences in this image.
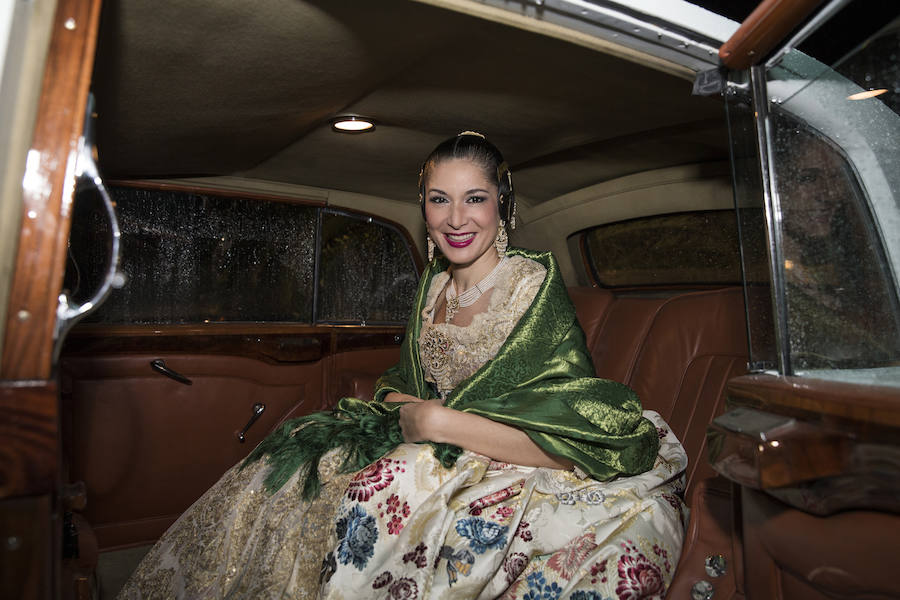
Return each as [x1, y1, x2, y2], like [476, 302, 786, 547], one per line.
[569, 286, 750, 599]
[570, 286, 749, 495]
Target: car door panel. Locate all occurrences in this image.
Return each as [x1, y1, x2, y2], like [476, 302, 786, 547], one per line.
[741, 486, 898, 599]
[330, 332, 406, 403]
[61, 352, 322, 549]
[60, 327, 403, 550]
[708, 375, 900, 599]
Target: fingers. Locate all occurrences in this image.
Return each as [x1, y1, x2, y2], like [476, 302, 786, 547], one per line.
[384, 392, 424, 403]
[398, 400, 437, 443]
[397, 403, 419, 442]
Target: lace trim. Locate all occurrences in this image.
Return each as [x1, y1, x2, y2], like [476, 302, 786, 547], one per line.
[419, 255, 545, 396]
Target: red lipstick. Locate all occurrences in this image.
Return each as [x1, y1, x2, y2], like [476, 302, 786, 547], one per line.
[444, 233, 475, 248]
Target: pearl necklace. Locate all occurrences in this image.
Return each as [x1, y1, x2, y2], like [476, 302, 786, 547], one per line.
[445, 256, 509, 322]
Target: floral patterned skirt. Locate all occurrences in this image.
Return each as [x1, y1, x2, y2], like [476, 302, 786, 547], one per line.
[119, 411, 687, 600]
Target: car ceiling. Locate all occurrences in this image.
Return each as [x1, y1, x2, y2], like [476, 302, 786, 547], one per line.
[91, 0, 732, 209]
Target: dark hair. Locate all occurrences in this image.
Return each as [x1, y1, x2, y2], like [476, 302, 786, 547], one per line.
[418, 132, 515, 224]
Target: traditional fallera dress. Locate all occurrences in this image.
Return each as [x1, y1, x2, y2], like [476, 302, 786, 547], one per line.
[119, 249, 688, 600]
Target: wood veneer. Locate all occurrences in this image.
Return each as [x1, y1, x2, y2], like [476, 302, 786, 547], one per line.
[1, 0, 103, 381]
[0, 495, 55, 600]
[62, 324, 405, 364]
[0, 381, 59, 499]
[719, 0, 825, 70]
[727, 374, 900, 432]
[0, 382, 59, 600]
[709, 374, 900, 514]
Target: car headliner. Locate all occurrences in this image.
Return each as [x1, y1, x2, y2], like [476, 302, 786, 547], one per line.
[91, 0, 741, 211]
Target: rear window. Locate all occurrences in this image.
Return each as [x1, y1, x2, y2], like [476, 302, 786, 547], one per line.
[581, 210, 766, 288]
[64, 185, 419, 325]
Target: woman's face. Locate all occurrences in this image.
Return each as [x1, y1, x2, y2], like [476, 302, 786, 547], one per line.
[424, 158, 501, 271]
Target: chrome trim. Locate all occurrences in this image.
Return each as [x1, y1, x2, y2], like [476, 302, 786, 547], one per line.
[472, 0, 727, 72]
[765, 0, 854, 69]
[238, 403, 266, 443]
[150, 358, 193, 386]
[750, 65, 792, 375]
[53, 94, 122, 362]
[311, 208, 322, 324]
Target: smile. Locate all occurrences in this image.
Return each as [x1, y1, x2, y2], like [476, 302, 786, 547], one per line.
[444, 233, 476, 248]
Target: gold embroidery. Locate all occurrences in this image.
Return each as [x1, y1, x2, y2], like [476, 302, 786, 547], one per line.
[118, 452, 352, 599]
[419, 255, 546, 397]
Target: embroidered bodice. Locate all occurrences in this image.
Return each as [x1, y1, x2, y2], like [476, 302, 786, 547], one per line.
[418, 255, 546, 398]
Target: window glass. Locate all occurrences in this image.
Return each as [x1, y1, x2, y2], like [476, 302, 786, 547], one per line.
[581, 210, 762, 288]
[725, 93, 778, 371]
[71, 187, 318, 323]
[761, 11, 900, 381]
[65, 178, 115, 308]
[317, 210, 418, 324]
[65, 186, 419, 325]
[770, 115, 900, 371]
[794, 2, 899, 117]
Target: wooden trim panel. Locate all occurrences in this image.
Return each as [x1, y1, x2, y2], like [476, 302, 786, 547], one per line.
[708, 374, 900, 514]
[63, 323, 405, 364]
[719, 0, 824, 70]
[0, 495, 55, 599]
[0, 381, 59, 499]
[727, 373, 900, 430]
[1, 0, 104, 380]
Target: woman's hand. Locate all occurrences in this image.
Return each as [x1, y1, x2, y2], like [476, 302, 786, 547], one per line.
[398, 399, 446, 443]
[401, 407, 576, 470]
[396, 399, 574, 470]
[383, 392, 424, 403]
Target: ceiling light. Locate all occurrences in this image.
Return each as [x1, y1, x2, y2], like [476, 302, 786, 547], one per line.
[331, 116, 376, 133]
[847, 89, 888, 101]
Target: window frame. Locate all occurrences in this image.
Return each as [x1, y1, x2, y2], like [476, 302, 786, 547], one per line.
[81, 180, 424, 326]
[315, 206, 422, 326]
[577, 208, 748, 291]
[730, 17, 900, 383]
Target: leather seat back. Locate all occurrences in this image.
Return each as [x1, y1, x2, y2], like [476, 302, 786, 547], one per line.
[569, 286, 749, 495]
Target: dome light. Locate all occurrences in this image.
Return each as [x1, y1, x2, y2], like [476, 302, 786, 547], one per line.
[331, 116, 376, 133]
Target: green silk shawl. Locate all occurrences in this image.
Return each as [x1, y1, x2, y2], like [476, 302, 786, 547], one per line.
[245, 248, 659, 498]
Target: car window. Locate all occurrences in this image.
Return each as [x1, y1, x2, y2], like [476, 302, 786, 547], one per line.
[771, 117, 900, 371]
[64, 185, 418, 325]
[580, 210, 766, 288]
[728, 11, 900, 385]
[318, 210, 419, 325]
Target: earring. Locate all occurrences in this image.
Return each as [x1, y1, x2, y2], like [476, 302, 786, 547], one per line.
[494, 221, 508, 258]
[427, 233, 435, 262]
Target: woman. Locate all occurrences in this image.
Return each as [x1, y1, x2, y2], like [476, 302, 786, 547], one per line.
[119, 132, 687, 600]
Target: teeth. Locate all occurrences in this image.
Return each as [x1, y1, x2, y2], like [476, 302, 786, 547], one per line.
[446, 233, 475, 241]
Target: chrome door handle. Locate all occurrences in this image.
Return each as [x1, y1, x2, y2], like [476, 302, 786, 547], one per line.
[150, 359, 192, 385]
[238, 403, 266, 443]
[54, 92, 124, 362]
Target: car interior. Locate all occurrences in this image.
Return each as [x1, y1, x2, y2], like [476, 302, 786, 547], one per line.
[1, 0, 898, 599]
